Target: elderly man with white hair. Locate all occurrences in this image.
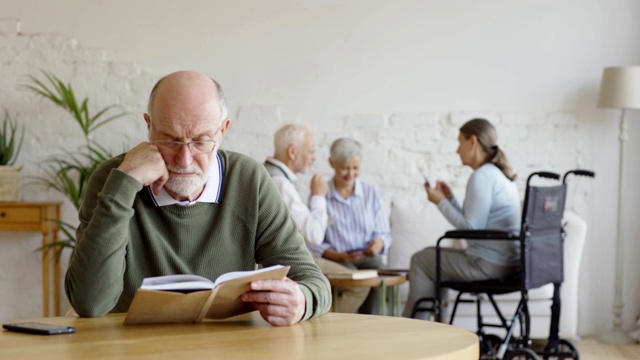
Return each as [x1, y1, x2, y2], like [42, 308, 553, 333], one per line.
[264, 124, 369, 313]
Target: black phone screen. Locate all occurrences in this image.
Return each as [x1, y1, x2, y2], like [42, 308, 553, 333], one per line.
[2, 322, 76, 335]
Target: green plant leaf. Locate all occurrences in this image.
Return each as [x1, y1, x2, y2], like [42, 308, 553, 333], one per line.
[20, 70, 128, 256]
[0, 108, 25, 166]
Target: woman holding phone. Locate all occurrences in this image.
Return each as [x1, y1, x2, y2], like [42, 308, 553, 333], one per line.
[403, 118, 521, 319]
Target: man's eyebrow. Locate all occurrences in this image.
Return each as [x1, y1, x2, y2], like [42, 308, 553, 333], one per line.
[154, 130, 216, 139]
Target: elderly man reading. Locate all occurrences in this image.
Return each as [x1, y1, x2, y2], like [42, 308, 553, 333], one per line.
[65, 71, 331, 326]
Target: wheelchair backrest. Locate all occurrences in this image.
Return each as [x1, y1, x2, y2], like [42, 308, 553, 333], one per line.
[521, 183, 567, 289]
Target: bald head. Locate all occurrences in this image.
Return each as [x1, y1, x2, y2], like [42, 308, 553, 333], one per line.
[143, 71, 231, 201]
[147, 71, 228, 123]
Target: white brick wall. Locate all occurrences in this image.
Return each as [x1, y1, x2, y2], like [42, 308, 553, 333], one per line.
[0, 10, 624, 337]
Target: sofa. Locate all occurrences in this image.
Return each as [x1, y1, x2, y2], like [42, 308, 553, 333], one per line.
[386, 196, 587, 339]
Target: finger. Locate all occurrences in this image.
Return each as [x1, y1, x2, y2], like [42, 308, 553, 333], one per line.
[151, 172, 169, 195]
[252, 303, 298, 326]
[241, 279, 305, 325]
[246, 279, 294, 298]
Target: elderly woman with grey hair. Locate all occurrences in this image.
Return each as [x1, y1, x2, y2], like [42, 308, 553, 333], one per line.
[311, 137, 392, 314]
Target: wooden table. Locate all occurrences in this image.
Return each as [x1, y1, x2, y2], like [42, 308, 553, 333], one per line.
[0, 312, 479, 359]
[327, 272, 408, 316]
[0, 202, 62, 317]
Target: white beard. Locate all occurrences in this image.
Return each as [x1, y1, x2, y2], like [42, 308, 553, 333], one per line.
[164, 164, 208, 198]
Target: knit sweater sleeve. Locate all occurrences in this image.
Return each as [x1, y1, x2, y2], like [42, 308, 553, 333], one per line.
[237, 156, 331, 320]
[65, 155, 142, 317]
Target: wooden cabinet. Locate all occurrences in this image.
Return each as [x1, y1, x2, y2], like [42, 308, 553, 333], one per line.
[0, 202, 61, 316]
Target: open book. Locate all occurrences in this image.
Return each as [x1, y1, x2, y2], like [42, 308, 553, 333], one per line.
[124, 265, 290, 325]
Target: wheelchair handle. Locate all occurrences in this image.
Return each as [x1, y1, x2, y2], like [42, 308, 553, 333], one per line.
[563, 169, 595, 183]
[527, 171, 560, 186]
[536, 171, 561, 180]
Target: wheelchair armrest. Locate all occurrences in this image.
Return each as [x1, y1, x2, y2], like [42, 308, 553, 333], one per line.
[436, 230, 518, 249]
[441, 229, 518, 240]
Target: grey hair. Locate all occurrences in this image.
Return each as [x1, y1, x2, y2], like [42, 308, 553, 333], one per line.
[330, 138, 362, 164]
[460, 118, 516, 181]
[274, 124, 311, 158]
[147, 75, 229, 121]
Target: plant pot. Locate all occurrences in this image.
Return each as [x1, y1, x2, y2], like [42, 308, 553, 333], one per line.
[0, 165, 22, 202]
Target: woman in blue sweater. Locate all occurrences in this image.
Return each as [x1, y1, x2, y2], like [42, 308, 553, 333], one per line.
[403, 118, 521, 319]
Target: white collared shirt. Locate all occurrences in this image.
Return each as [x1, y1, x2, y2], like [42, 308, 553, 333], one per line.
[264, 157, 328, 247]
[148, 152, 224, 207]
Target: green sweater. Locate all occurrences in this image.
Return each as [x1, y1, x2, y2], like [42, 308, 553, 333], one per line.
[65, 149, 331, 321]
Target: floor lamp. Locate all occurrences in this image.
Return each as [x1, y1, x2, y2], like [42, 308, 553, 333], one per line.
[597, 66, 640, 344]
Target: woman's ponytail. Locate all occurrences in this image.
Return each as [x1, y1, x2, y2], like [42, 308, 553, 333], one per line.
[460, 119, 516, 181]
[489, 145, 516, 181]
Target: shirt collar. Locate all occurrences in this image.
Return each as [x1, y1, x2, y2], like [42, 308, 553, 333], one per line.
[265, 157, 298, 183]
[329, 177, 363, 201]
[149, 152, 224, 207]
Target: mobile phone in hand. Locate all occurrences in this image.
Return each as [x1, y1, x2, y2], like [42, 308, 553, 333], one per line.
[2, 322, 76, 335]
[422, 175, 430, 187]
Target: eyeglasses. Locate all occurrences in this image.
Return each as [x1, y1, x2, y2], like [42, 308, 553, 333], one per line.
[154, 140, 218, 155]
[150, 122, 223, 155]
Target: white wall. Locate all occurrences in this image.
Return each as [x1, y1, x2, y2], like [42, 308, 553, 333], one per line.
[0, 0, 639, 337]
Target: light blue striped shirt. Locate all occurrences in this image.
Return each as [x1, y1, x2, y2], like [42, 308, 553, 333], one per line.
[313, 178, 392, 257]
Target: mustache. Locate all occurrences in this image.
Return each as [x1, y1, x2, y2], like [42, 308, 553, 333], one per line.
[166, 164, 203, 175]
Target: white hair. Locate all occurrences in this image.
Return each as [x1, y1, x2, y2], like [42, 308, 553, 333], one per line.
[274, 124, 311, 158]
[330, 137, 362, 164]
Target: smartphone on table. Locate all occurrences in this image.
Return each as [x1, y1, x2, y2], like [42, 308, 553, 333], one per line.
[2, 322, 76, 335]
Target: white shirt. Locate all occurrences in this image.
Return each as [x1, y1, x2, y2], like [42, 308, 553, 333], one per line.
[148, 152, 224, 207]
[264, 157, 328, 247]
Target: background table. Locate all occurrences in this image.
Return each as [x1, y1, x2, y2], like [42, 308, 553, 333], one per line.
[327, 272, 408, 315]
[0, 202, 61, 316]
[0, 312, 479, 359]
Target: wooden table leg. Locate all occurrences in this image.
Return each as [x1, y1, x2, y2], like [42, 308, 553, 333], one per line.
[380, 280, 387, 316]
[53, 205, 61, 316]
[41, 230, 50, 317]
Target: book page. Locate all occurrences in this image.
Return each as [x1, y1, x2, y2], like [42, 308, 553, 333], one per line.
[212, 264, 286, 287]
[141, 274, 215, 291]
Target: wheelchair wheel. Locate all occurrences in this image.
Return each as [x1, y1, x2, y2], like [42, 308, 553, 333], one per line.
[504, 348, 539, 360]
[480, 334, 503, 359]
[542, 339, 579, 360]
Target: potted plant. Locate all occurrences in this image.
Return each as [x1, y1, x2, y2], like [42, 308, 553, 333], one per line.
[0, 108, 25, 202]
[22, 71, 128, 258]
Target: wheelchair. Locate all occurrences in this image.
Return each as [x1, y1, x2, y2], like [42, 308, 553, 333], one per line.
[411, 169, 594, 359]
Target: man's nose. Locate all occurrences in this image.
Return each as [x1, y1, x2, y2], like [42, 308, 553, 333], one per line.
[175, 143, 194, 167]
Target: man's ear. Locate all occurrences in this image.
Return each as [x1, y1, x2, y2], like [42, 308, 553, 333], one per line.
[287, 144, 297, 161]
[144, 113, 151, 130]
[219, 118, 231, 139]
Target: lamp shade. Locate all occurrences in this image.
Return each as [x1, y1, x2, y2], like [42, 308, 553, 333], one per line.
[598, 66, 640, 109]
